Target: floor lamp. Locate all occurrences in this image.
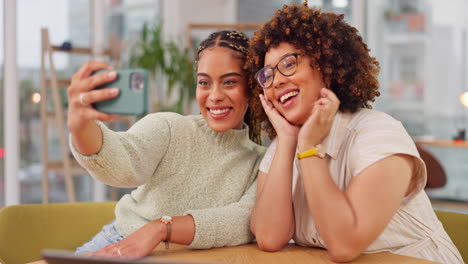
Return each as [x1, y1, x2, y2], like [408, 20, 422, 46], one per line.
[455, 91, 468, 141]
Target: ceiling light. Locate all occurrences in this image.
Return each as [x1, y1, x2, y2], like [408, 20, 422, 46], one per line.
[332, 0, 348, 8]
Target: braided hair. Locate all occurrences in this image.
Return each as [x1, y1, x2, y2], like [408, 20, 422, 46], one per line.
[196, 30, 262, 145]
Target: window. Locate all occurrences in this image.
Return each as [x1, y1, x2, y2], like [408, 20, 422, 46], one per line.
[0, 0, 4, 207]
[238, 0, 352, 24]
[368, 0, 468, 201]
[16, 0, 91, 203]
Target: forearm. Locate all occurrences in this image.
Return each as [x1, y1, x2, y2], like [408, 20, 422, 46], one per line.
[71, 115, 171, 187]
[136, 215, 195, 247]
[70, 124, 144, 187]
[300, 157, 363, 257]
[252, 140, 296, 250]
[168, 215, 195, 245]
[101, 215, 195, 257]
[71, 121, 103, 156]
[185, 181, 258, 249]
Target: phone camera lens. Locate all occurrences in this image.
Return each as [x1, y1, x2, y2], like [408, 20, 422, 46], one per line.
[130, 72, 144, 91]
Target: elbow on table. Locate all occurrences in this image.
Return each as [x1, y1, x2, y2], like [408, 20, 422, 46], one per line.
[327, 245, 361, 263]
[255, 234, 289, 252]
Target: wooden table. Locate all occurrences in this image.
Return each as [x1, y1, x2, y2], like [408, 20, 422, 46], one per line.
[142, 243, 438, 264]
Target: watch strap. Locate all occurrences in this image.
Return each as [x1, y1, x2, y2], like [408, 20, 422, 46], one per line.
[159, 216, 173, 249]
[297, 144, 325, 160]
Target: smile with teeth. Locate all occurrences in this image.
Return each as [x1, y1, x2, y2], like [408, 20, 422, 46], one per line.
[209, 107, 231, 115]
[279, 91, 299, 104]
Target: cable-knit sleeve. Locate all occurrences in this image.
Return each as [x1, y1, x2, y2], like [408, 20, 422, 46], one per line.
[69, 113, 171, 188]
[183, 179, 258, 249]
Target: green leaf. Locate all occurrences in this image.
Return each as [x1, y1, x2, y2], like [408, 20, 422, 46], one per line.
[128, 22, 196, 114]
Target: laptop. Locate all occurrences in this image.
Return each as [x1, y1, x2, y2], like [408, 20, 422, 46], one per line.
[42, 249, 218, 264]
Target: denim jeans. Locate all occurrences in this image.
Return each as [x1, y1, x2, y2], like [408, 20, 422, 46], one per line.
[75, 220, 124, 254]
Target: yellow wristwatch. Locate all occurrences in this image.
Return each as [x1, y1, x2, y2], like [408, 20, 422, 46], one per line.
[159, 215, 173, 249]
[297, 144, 325, 160]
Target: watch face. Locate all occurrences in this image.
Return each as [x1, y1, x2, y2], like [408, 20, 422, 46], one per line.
[161, 215, 172, 221]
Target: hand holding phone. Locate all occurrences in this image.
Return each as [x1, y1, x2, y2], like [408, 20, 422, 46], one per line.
[92, 68, 148, 116]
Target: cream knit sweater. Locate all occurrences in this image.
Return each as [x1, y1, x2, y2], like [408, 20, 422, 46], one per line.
[70, 112, 265, 249]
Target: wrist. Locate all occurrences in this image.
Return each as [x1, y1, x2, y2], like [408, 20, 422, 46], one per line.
[297, 143, 326, 160]
[298, 134, 324, 151]
[70, 121, 102, 156]
[298, 141, 321, 153]
[159, 220, 169, 241]
[69, 119, 94, 135]
[149, 220, 168, 241]
[277, 136, 298, 149]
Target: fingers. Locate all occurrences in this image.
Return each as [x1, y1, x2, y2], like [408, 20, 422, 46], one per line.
[313, 99, 334, 119]
[90, 243, 143, 258]
[263, 92, 272, 105]
[73, 61, 113, 81]
[71, 71, 118, 95]
[314, 88, 339, 110]
[67, 105, 119, 130]
[259, 94, 280, 118]
[67, 62, 122, 134]
[81, 107, 120, 122]
[319, 88, 340, 107]
[69, 62, 117, 99]
[259, 94, 271, 110]
[90, 243, 122, 257]
[76, 88, 119, 107]
[308, 88, 339, 126]
[299, 89, 339, 146]
[83, 71, 118, 92]
[68, 61, 119, 112]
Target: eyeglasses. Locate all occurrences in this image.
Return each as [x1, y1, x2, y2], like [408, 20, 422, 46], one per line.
[255, 53, 301, 89]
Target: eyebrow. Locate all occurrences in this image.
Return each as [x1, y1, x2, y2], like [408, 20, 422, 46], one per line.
[197, 72, 242, 78]
[265, 52, 296, 67]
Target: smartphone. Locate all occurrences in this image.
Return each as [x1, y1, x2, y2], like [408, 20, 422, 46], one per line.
[42, 248, 214, 264]
[92, 68, 148, 116]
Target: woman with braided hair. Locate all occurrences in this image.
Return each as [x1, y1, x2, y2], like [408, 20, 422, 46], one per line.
[66, 30, 265, 257]
[247, 3, 463, 263]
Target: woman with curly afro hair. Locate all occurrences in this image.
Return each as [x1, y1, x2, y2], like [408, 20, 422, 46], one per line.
[247, 3, 463, 263]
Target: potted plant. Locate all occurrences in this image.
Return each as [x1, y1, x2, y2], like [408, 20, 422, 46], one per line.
[129, 23, 196, 114]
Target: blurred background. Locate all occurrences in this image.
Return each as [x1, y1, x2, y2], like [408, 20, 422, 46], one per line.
[1, 0, 467, 211]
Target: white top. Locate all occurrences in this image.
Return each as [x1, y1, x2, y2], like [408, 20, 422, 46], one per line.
[259, 109, 463, 263]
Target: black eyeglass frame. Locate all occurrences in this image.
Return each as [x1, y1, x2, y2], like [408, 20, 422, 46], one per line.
[255, 52, 301, 89]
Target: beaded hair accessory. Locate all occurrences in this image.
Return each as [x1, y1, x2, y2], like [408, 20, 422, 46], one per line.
[227, 43, 248, 55]
[197, 31, 248, 56]
[225, 31, 249, 55]
[197, 45, 206, 54]
[227, 31, 249, 41]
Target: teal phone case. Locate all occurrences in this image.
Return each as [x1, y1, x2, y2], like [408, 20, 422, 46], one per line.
[92, 68, 148, 116]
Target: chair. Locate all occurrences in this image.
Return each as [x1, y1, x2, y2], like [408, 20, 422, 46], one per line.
[415, 144, 447, 189]
[435, 210, 468, 262]
[0, 202, 116, 264]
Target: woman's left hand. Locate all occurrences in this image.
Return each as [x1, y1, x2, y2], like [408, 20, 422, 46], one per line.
[90, 220, 165, 258]
[298, 88, 340, 151]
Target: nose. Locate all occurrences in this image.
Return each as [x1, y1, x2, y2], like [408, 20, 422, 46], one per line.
[208, 84, 225, 102]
